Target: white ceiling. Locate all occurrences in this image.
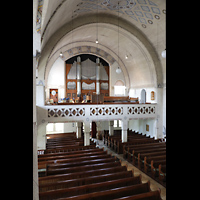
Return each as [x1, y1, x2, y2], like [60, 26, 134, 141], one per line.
[35, 0, 166, 89]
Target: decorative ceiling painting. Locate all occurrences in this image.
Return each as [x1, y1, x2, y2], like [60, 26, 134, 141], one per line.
[74, 0, 165, 28]
[36, 0, 44, 33]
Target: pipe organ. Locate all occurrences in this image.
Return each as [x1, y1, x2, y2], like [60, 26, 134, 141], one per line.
[66, 55, 109, 101]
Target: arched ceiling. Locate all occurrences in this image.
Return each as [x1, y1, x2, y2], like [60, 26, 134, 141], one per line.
[37, 0, 166, 89]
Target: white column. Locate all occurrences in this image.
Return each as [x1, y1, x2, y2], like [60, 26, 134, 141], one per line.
[83, 121, 90, 146]
[33, 56, 39, 200]
[77, 56, 81, 97]
[156, 87, 163, 139]
[76, 122, 82, 138]
[109, 120, 114, 136]
[96, 58, 100, 95]
[121, 119, 128, 143]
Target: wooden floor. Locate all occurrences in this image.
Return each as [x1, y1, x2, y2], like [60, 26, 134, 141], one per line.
[93, 138, 166, 200]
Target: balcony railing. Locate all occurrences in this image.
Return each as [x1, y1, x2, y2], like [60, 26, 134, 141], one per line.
[44, 103, 157, 122]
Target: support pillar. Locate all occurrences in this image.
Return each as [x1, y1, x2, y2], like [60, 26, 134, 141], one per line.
[76, 122, 82, 138]
[121, 119, 128, 143]
[156, 87, 164, 139]
[96, 58, 100, 95]
[83, 121, 90, 146]
[77, 56, 81, 97]
[109, 121, 114, 136]
[96, 121, 103, 140]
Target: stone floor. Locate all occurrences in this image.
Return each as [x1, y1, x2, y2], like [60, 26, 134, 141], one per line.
[93, 138, 166, 200]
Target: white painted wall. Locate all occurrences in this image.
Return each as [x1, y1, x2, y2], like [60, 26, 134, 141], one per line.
[46, 122, 77, 134]
[129, 119, 156, 138]
[46, 57, 66, 101]
[110, 61, 126, 96]
[129, 87, 157, 103]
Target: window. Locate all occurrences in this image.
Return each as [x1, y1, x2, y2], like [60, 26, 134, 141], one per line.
[114, 86, 125, 96]
[46, 123, 64, 133]
[114, 80, 125, 96]
[114, 120, 122, 128]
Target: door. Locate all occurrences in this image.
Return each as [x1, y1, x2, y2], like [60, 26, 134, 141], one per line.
[91, 122, 97, 138]
[50, 89, 58, 104]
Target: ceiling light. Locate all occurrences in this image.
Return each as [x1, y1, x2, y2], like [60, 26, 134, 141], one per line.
[60, 52, 63, 56]
[96, 39, 99, 44]
[125, 55, 128, 59]
[116, 67, 121, 74]
[161, 49, 166, 58]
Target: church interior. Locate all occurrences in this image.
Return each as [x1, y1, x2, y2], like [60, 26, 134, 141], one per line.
[33, 0, 166, 199]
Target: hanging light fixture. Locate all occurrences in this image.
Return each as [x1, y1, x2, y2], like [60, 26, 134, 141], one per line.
[161, 49, 166, 58]
[60, 52, 63, 57]
[116, 1, 121, 74]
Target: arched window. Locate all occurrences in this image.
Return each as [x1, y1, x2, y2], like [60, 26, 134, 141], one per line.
[114, 80, 125, 96]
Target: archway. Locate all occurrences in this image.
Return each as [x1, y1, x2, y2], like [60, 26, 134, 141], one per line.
[140, 89, 146, 104]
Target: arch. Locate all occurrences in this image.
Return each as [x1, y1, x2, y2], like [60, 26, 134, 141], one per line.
[140, 89, 146, 104]
[114, 80, 124, 86]
[39, 13, 163, 90]
[44, 43, 130, 91]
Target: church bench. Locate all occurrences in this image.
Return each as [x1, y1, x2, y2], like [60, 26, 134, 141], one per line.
[144, 155, 166, 173]
[39, 170, 134, 192]
[39, 166, 128, 185]
[151, 160, 166, 178]
[127, 143, 165, 162]
[38, 147, 103, 158]
[123, 140, 161, 158]
[46, 161, 121, 176]
[113, 190, 162, 200]
[46, 132, 76, 139]
[129, 144, 165, 162]
[38, 154, 112, 168]
[159, 164, 166, 182]
[44, 144, 96, 154]
[46, 142, 84, 149]
[47, 157, 117, 170]
[47, 137, 83, 143]
[56, 182, 150, 200]
[132, 147, 166, 166]
[117, 138, 157, 154]
[38, 149, 107, 162]
[39, 166, 129, 192]
[104, 96, 130, 103]
[113, 135, 149, 153]
[39, 176, 142, 200]
[138, 151, 166, 169]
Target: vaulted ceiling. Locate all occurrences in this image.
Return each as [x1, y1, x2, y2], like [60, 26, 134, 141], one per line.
[34, 0, 166, 89]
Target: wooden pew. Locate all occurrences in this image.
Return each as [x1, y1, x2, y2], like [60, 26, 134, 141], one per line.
[151, 160, 166, 178]
[113, 190, 162, 200]
[38, 153, 112, 168]
[39, 170, 133, 192]
[38, 149, 107, 162]
[44, 144, 96, 154]
[128, 143, 165, 162]
[123, 140, 161, 160]
[38, 147, 103, 158]
[55, 182, 151, 200]
[46, 161, 121, 176]
[39, 176, 142, 200]
[47, 157, 117, 170]
[159, 164, 166, 182]
[138, 151, 166, 169]
[39, 166, 130, 192]
[144, 155, 166, 173]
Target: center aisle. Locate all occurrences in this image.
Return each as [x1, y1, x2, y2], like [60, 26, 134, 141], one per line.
[93, 138, 166, 200]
